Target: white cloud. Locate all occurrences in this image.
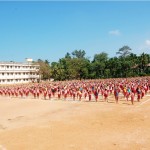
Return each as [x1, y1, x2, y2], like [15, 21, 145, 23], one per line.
[145, 40, 150, 46]
[135, 40, 150, 55]
[109, 30, 121, 36]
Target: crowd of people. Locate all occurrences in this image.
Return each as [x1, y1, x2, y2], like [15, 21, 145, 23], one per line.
[0, 77, 150, 105]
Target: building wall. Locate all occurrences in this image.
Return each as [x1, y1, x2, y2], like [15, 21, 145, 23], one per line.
[0, 62, 40, 84]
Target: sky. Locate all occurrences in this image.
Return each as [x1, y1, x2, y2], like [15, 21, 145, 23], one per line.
[0, 1, 150, 63]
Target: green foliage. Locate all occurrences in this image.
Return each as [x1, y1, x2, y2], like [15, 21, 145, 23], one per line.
[72, 50, 86, 58]
[36, 47, 150, 81]
[116, 46, 132, 58]
[37, 59, 51, 80]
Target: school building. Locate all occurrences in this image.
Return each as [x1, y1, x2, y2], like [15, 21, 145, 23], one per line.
[0, 59, 40, 84]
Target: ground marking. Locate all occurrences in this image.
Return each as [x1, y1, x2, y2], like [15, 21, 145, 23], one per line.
[136, 99, 150, 107]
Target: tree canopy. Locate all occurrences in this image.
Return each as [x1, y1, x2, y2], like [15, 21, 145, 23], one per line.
[116, 46, 132, 58]
[35, 48, 150, 81]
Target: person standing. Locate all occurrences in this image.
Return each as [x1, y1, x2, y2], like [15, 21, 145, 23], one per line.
[114, 87, 119, 104]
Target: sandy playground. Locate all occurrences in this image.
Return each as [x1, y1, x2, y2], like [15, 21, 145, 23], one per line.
[0, 94, 150, 150]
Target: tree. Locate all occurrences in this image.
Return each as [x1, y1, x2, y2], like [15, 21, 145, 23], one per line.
[92, 52, 108, 78]
[138, 53, 150, 75]
[37, 59, 51, 80]
[38, 49, 150, 80]
[116, 46, 132, 58]
[51, 61, 66, 80]
[66, 58, 90, 80]
[107, 57, 120, 78]
[72, 50, 86, 58]
[45, 59, 50, 65]
[65, 52, 71, 59]
[93, 52, 108, 62]
[126, 53, 138, 76]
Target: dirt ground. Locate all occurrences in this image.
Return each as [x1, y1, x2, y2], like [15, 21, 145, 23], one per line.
[0, 95, 150, 150]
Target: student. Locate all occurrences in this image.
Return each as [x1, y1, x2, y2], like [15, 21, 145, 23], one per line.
[72, 90, 76, 101]
[84, 90, 88, 100]
[88, 90, 92, 101]
[37, 88, 40, 99]
[131, 92, 134, 105]
[33, 88, 36, 99]
[78, 90, 82, 101]
[58, 89, 61, 100]
[114, 88, 119, 104]
[15, 89, 18, 97]
[94, 89, 98, 102]
[141, 88, 145, 99]
[51, 88, 55, 97]
[104, 89, 108, 102]
[43, 88, 47, 100]
[126, 87, 131, 101]
[64, 89, 68, 100]
[19, 89, 23, 98]
[48, 88, 52, 100]
[136, 87, 141, 102]
[25, 89, 29, 98]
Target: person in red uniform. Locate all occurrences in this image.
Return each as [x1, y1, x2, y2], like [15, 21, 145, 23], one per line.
[94, 89, 99, 102]
[136, 87, 141, 102]
[130, 92, 134, 105]
[78, 90, 82, 101]
[43, 88, 47, 100]
[37, 88, 40, 99]
[64, 89, 68, 100]
[104, 89, 108, 102]
[141, 88, 145, 99]
[114, 87, 119, 104]
[84, 90, 87, 100]
[72, 89, 76, 101]
[58, 89, 61, 100]
[48, 88, 52, 100]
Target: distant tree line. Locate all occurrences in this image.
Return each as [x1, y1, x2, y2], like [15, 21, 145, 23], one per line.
[35, 46, 150, 81]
